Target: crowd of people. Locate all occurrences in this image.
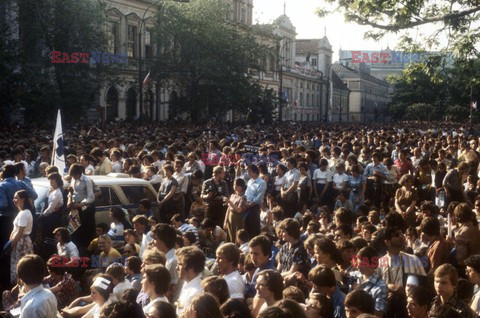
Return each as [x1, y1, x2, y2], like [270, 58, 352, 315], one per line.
[1, 121, 480, 317]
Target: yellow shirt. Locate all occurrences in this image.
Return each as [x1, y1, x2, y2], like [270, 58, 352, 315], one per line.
[99, 247, 122, 268]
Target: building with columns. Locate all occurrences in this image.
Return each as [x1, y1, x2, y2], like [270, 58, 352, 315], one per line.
[96, 0, 256, 122]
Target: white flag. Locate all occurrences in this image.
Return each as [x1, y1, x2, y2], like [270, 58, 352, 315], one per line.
[52, 109, 66, 174]
[143, 71, 151, 87]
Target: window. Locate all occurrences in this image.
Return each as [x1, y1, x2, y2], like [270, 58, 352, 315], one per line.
[107, 21, 118, 54]
[300, 92, 303, 106]
[95, 187, 121, 207]
[307, 83, 310, 90]
[121, 185, 156, 204]
[241, 8, 245, 23]
[128, 25, 137, 58]
[145, 30, 153, 59]
[312, 58, 317, 66]
[306, 93, 310, 106]
[300, 82, 303, 89]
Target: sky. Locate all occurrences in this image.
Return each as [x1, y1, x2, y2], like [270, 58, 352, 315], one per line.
[252, 0, 404, 61]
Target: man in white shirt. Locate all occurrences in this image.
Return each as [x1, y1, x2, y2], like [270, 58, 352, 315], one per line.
[173, 160, 188, 218]
[216, 243, 245, 299]
[152, 223, 179, 300]
[176, 246, 205, 317]
[132, 215, 153, 259]
[106, 263, 133, 301]
[17, 254, 58, 318]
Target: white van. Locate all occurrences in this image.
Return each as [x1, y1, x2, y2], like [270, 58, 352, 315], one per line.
[32, 175, 158, 226]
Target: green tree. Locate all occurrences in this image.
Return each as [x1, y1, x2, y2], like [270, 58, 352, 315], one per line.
[404, 103, 436, 121]
[151, 0, 274, 122]
[387, 56, 480, 121]
[445, 104, 469, 121]
[1, 0, 111, 124]
[317, 0, 480, 59]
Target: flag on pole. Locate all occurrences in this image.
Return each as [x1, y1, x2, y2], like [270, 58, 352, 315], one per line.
[471, 101, 477, 110]
[52, 109, 66, 174]
[143, 70, 151, 87]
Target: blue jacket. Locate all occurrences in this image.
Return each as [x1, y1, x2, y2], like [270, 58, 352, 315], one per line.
[0, 178, 38, 216]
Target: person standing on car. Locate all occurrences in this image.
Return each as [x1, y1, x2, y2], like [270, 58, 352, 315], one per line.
[91, 148, 112, 176]
[158, 164, 178, 223]
[41, 172, 65, 251]
[67, 163, 95, 253]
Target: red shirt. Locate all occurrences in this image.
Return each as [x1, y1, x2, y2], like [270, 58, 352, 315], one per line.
[395, 159, 414, 176]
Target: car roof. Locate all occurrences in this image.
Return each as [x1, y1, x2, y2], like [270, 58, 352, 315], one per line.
[31, 175, 154, 187]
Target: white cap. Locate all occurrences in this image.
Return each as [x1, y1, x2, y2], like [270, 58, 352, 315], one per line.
[406, 275, 419, 286]
[93, 277, 110, 291]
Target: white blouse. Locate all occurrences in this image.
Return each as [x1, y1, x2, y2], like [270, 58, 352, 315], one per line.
[43, 188, 63, 215]
[12, 209, 33, 236]
[57, 241, 79, 258]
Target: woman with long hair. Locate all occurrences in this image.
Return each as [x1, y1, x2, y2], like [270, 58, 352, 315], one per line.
[53, 227, 79, 260]
[9, 190, 34, 284]
[454, 203, 480, 267]
[108, 207, 130, 249]
[252, 270, 284, 317]
[41, 172, 65, 242]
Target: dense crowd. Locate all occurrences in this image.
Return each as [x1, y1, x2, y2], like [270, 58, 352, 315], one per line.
[1, 121, 480, 318]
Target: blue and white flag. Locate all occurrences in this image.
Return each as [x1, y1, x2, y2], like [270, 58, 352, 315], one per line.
[52, 109, 66, 174]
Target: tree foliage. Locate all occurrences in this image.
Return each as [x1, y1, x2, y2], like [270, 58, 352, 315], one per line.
[151, 0, 276, 122]
[1, 0, 111, 124]
[317, 0, 480, 59]
[387, 58, 480, 121]
[318, 0, 480, 100]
